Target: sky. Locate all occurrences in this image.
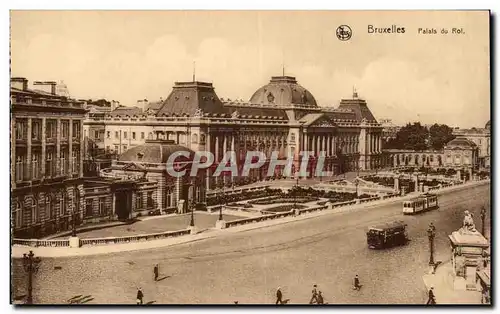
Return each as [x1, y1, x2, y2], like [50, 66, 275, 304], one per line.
[10, 10, 490, 128]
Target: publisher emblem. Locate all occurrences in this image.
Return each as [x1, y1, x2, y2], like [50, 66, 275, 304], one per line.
[336, 25, 352, 41]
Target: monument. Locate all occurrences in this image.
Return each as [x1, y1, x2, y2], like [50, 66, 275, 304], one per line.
[448, 210, 489, 291]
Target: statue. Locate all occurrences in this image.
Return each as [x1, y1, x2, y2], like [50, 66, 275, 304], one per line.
[193, 108, 204, 118]
[461, 210, 477, 233]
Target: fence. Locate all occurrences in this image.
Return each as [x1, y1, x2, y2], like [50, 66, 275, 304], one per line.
[13, 228, 191, 248]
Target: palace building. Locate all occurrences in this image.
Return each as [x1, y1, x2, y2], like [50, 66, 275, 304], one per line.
[90, 75, 384, 191]
[11, 78, 86, 238]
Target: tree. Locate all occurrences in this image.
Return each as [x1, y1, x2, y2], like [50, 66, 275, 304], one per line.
[386, 122, 429, 151]
[429, 124, 455, 150]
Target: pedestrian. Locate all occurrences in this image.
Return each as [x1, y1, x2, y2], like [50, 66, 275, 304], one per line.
[317, 291, 324, 305]
[153, 264, 159, 281]
[353, 275, 361, 290]
[309, 284, 318, 304]
[426, 287, 436, 304]
[276, 287, 283, 305]
[136, 287, 144, 305]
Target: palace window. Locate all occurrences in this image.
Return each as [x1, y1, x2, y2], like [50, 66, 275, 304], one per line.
[61, 120, 69, 139]
[61, 150, 68, 175]
[15, 154, 26, 182]
[114, 145, 119, 153]
[31, 119, 42, 141]
[46, 120, 57, 139]
[123, 145, 128, 151]
[32, 153, 40, 179]
[60, 192, 66, 216]
[15, 201, 23, 228]
[94, 130, 99, 139]
[141, 132, 145, 140]
[31, 198, 38, 224]
[45, 195, 52, 220]
[136, 192, 143, 209]
[107, 131, 110, 139]
[290, 133, 296, 143]
[455, 155, 461, 165]
[45, 151, 54, 177]
[99, 197, 106, 216]
[72, 121, 81, 139]
[85, 199, 93, 217]
[132, 132, 136, 140]
[115, 131, 119, 139]
[124, 132, 128, 139]
[15, 118, 28, 140]
[72, 150, 78, 173]
[192, 134, 198, 144]
[147, 192, 154, 208]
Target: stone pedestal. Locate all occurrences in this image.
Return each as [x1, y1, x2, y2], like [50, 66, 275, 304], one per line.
[215, 220, 226, 229]
[456, 170, 461, 181]
[189, 226, 198, 235]
[448, 230, 489, 291]
[69, 236, 80, 248]
[394, 177, 400, 192]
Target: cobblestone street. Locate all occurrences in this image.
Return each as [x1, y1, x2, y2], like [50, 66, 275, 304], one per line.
[12, 184, 489, 304]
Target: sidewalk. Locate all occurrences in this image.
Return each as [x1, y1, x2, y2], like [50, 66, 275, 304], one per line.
[12, 179, 489, 259]
[422, 262, 481, 304]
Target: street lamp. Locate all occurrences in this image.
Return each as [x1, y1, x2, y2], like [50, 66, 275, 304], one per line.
[354, 177, 359, 198]
[427, 223, 436, 266]
[189, 179, 195, 227]
[22, 251, 42, 304]
[481, 206, 486, 238]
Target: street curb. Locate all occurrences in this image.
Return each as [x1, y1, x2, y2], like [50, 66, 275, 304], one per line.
[12, 180, 489, 258]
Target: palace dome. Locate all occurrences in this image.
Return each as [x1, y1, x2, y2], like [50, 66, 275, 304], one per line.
[119, 139, 194, 164]
[249, 76, 318, 108]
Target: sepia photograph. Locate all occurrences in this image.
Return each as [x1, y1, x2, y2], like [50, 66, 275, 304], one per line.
[9, 10, 491, 305]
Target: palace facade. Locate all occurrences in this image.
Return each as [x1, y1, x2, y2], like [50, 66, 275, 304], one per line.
[87, 75, 384, 190]
[11, 78, 86, 238]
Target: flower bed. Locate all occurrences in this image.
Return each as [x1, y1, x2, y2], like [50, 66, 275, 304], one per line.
[249, 197, 318, 205]
[206, 188, 283, 206]
[262, 204, 307, 213]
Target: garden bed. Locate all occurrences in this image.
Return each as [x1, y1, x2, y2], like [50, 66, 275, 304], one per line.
[262, 204, 307, 213]
[249, 197, 319, 205]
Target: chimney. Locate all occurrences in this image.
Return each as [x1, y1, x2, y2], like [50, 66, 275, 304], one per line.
[11, 77, 28, 91]
[33, 81, 57, 95]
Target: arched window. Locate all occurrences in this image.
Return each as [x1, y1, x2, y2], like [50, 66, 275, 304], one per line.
[45, 195, 52, 220]
[192, 133, 198, 144]
[31, 197, 38, 224]
[15, 201, 23, 228]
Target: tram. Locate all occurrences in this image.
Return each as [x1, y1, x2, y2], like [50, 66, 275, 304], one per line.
[367, 221, 409, 249]
[402, 193, 439, 215]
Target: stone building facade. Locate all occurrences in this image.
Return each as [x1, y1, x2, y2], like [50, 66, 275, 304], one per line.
[11, 78, 86, 238]
[452, 121, 490, 168]
[87, 75, 384, 189]
[383, 137, 479, 172]
[93, 135, 206, 219]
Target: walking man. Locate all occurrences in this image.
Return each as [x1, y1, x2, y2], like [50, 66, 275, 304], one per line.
[353, 275, 361, 290]
[276, 287, 283, 305]
[317, 291, 324, 305]
[153, 264, 159, 281]
[136, 288, 144, 305]
[426, 287, 436, 305]
[309, 285, 318, 304]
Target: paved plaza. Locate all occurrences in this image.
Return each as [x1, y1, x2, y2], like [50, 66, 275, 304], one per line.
[12, 184, 489, 304]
